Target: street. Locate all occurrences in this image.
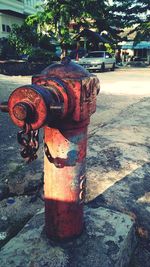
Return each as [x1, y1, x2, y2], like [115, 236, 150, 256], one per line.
[88, 68, 150, 200]
[0, 68, 150, 265]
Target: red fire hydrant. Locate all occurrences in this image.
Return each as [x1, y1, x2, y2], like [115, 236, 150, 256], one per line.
[0, 58, 100, 240]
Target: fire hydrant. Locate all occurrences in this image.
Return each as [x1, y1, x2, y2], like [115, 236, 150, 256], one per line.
[0, 58, 100, 240]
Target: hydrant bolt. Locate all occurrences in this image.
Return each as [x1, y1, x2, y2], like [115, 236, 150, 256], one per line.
[0, 102, 8, 113]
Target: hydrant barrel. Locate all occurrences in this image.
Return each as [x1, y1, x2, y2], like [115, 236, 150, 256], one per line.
[39, 59, 100, 240]
[44, 124, 87, 239]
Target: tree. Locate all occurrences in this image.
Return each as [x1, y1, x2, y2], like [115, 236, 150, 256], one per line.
[10, 0, 150, 59]
[132, 0, 150, 41]
[8, 23, 38, 55]
[111, 0, 150, 40]
[133, 22, 150, 41]
[26, 0, 123, 53]
[8, 21, 58, 62]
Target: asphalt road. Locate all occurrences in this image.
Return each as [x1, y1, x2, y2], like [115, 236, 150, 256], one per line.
[91, 68, 150, 129]
[0, 75, 43, 184]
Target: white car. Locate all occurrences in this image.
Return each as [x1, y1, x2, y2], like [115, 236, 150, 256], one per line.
[78, 51, 116, 71]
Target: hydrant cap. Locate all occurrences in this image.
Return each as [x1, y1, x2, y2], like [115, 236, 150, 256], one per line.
[41, 57, 91, 79]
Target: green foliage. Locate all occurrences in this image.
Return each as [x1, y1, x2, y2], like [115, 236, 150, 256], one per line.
[105, 43, 115, 54]
[28, 48, 59, 63]
[39, 35, 56, 51]
[110, 0, 150, 40]
[0, 39, 18, 60]
[111, 0, 150, 27]
[8, 0, 150, 57]
[26, 0, 123, 47]
[8, 23, 38, 55]
[8, 21, 58, 62]
[133, 22, 150, 42]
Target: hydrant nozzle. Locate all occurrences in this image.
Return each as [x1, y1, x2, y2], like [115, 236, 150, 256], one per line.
[13, 102, 35, 122]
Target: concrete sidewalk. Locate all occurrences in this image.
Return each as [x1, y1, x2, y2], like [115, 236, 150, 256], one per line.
[0, 206, 136, 267]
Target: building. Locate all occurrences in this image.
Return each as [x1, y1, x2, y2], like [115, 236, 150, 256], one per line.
[0, 0, 42, 39]
[120, 41, 150, 63]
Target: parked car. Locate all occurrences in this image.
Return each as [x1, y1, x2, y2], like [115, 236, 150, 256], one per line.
[78, 51, 116, 71]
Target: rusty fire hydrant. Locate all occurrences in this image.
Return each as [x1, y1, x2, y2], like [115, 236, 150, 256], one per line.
[0, 58, 100, 240]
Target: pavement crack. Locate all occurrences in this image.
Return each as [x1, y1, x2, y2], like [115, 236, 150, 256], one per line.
[88, 123, 108, 138]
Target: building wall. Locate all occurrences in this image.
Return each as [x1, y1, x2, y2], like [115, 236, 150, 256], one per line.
[0, 0, 42, 15]
[0, 13, 23, 38]
[0, 0, 42, 38]
[0, 0, 24, 15]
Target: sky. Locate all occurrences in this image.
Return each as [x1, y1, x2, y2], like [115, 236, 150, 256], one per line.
[108, 0, 113, 5]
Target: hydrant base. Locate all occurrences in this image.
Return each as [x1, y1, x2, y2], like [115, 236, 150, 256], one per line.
[45, 199, 84, 241]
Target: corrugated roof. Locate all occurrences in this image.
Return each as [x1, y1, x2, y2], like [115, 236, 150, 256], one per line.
[76, 29, 111, 43]
[122, 41, 150, 49]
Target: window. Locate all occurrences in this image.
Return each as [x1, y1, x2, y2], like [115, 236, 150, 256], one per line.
[85, 52, 105, 58]
[2, 24, 11, 32]
[2, 24, 5, 32]
[105, 52, 112, 58]
[6, 26, 11, 32]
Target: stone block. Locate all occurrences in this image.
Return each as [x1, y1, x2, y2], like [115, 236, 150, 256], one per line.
[0, 206, 136, 267]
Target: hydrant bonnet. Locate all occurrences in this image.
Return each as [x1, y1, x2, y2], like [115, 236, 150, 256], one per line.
[41, 57, 91, 79]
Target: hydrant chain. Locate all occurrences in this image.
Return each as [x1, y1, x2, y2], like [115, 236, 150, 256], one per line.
[44, 143, 77, 168]
[17, 123, 39, 163]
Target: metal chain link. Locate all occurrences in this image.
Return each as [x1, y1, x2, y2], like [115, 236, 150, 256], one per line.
[17, 123, 39, 163]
